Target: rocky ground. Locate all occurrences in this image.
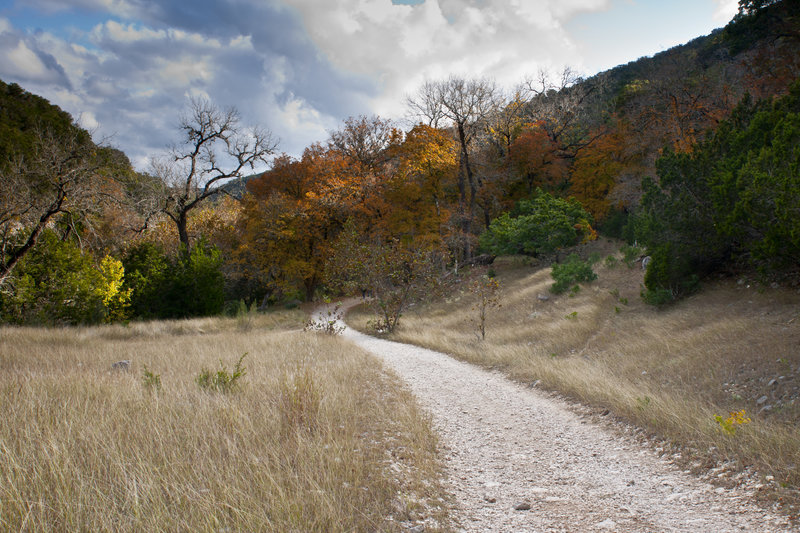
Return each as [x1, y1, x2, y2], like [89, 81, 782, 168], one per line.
[335, 305, 796, 532]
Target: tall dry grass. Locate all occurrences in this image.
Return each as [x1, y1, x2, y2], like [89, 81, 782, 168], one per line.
[350, 241, 800, 511]
[0, 310, 449, 531]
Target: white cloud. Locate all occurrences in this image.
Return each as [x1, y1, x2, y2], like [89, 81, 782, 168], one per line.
[3, 41, 54, 81]
[285, 0, 601, 118]
[713, 0, 739, 22]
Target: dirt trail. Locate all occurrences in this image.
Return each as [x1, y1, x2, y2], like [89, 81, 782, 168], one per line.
[329, 303, 795, 532]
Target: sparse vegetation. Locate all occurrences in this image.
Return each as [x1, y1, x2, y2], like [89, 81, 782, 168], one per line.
[470, 275, 501, 340]
[142, 364, 161, 394]
[196, 352, 248, 393]
[0, 312, 449, 531]
[550, 254, 597, 294]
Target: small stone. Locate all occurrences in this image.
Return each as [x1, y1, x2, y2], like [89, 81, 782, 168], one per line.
[596, 519, 616, 530]
[768, 379, 778, 387]
[407, 526, 425, 533]
[513, 502, 531, 511]
[484, 495, 497, 503]
[537, 294, 550, 301]
[756, 395, 768, 405]
[111, 360, 131, 372]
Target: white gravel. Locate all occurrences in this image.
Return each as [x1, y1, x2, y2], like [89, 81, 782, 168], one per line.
[334, 306, 796, 532]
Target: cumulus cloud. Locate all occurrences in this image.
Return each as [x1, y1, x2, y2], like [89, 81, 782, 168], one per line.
[287, 0, 610, 117]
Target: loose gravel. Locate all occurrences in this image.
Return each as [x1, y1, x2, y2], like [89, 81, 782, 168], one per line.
[337, 307, 796, 532]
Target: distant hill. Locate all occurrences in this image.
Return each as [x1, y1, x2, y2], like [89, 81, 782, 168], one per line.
[567, 0, 800, 209]
[0, 79, 90, 163]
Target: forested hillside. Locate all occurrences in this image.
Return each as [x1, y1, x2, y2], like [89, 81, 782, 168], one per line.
[0, 0, 798, 324]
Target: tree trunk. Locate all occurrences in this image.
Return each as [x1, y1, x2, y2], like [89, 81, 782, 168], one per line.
[176, 211, 190, 249]
[0, 202, 63, 287]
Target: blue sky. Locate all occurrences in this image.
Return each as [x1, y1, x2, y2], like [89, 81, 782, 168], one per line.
[0, 0, 739, 170]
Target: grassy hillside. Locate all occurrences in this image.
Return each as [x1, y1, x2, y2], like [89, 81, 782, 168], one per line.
[349, 240, 800, 517]
[0, 311, 450, 531]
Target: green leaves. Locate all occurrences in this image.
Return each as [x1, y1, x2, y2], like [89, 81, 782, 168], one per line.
[479, 190, 595, 257]
[638, 81, 800, 302]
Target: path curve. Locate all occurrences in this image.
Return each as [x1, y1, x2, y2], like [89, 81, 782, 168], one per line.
[328, 303, 794, 532]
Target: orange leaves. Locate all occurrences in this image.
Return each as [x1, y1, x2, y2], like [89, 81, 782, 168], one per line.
[509, 122, 569, 193]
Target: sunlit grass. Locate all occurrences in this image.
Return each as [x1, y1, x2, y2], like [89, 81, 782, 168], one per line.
[0, 310, 449, 531]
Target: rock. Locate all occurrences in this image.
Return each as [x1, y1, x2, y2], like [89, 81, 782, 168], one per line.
[513, 502, 531, 511]
[484, 495, 497, 503]
[537, 293, 550, 301]
[596, 518, 617, 529]
[756, 395, 768, 405]
[406, 526, 425, 533]
[111, 360, 131, 372]
[768, 379, 778, 387]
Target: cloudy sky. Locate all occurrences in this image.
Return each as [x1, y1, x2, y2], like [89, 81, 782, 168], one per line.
[0, 0, 739, 170]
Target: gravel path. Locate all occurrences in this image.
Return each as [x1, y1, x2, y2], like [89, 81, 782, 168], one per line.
[332, 305, 795, 532]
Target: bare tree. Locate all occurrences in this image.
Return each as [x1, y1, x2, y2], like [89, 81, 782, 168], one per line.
[407, 76, 499, 257]
[0, 127, 108, 286]
[150, 98, 278, 248]
[328, 115, 398, 171]
[522, 66, 609, 158]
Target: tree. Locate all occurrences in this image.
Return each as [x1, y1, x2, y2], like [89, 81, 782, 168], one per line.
[636, 82, 800, 302]
[479, 190, 595, 257]
[149, 98, 277, 248]
[0, 230, 130, 324]
[0, 125, 113, 286]
[327, 223, 447, 333]
[470, 275, 501, 340]
[328, 115, 400, 171]
[407, 76, 499, 257]
[521, 67, 610, 160]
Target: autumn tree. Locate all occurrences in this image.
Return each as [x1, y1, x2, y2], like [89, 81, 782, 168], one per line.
[148, 98, 277, 248]
[521, 67, 610, 160]
[407, 76, 500, 257]
[381, 124, 458, 245]
[237, 146, 356, 302]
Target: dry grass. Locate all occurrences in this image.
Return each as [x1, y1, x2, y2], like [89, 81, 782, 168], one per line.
[350, 239, 800, 514]
[0, 310, 449, 531]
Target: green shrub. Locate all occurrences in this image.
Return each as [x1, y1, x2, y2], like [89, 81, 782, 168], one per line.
[122, 239, 225, 319]
[550, 254, 597, 294]
[0, 230, 128, 325]
[634, 82, 800, 302]
[479, 190, 595, 257]
[197, 353, 247, 393]
[641, 243, 700, 304]
[620, 244, 644, 268]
